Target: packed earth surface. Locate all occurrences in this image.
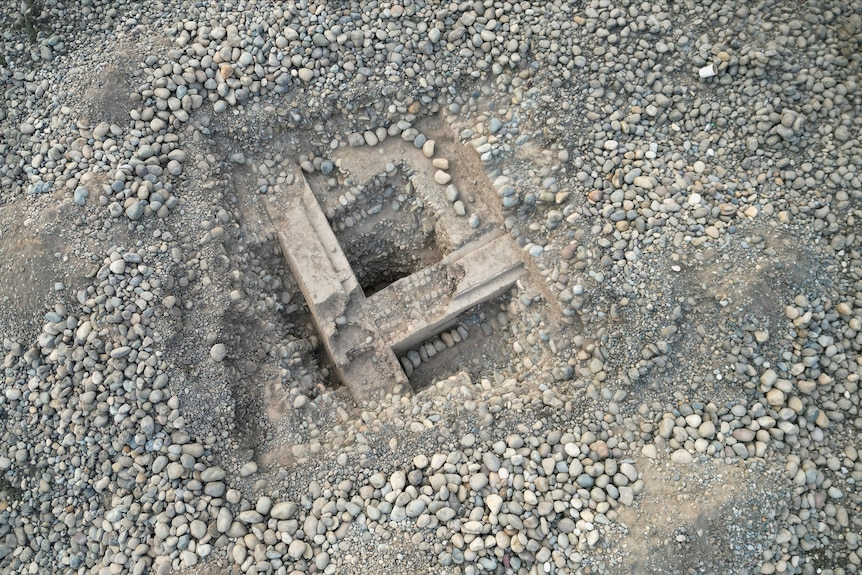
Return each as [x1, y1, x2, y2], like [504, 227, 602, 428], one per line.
[1, 1, 861, 575]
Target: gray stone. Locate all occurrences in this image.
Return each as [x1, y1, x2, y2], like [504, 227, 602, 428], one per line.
[216, 508, 232, 533]
[658, 418, 675, 439]
[190, 520, 207, 539]
[389, 470, 406, 491]
[271, 501, 297, 520]
[204, 482, 225, 497]
[483, 452, 501, 472]
[390, 505, 407, 521]
[406, 499, 426, 518]
[73, 187, 89, 206]
[237, 510, 263, 524]
[834, 125, 851, 142]
[288, 539, 307, 559]
[256, 496, 272, 516]
[671, 449, 693, 464]
[462, 520, 483, 534]
[28, 181, 52, 195]
[180, 550, 198, 566]
[201, 467, 226, 482]
[240, 461, 258, 476]
[697, 420, 716, 439]
[469, 473, 488, 491]
[619, 485, 635, 506]
[434, 170, 452, 185]
[167, 160, 183, 175]
[125, 201, 145, 220]
[760, 369, 778, 388]
[109, 259, 126, 275]
[137, 144, 155, 160]
[486, 493, 503, 516]
[732, 428, 756, 442]
[210, 343, 227, 362]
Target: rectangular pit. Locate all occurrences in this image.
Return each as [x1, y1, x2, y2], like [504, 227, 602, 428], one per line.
[263, 130, 531, 400]
[394, 294, 517, 390]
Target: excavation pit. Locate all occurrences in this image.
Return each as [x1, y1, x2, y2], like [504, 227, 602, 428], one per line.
[263, 137, 533, 401]
[394, 294, 516, 391]
[325, 169, 444, 297]
[345, 227, 440, 297]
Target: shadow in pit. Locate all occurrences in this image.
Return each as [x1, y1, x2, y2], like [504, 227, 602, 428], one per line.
[397, 295, 516, 392]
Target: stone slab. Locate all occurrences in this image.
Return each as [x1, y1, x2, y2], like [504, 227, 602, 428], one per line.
[371, 230, 525, 353]
[264, 177, 407, 401]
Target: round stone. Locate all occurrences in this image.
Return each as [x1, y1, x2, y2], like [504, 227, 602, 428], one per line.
[201, 467, 226, 482]
[406, 499, 426, 518]
[210, 343, 227, 362]
[469, 473, 488, 491]
[288, 539, 307, 559]
[389, 470, 406, 491]
[271, 501, 297, 520]
[671, 449, 693, 464]
[434, 170, 452, 185]
[109, 259, 126, 274]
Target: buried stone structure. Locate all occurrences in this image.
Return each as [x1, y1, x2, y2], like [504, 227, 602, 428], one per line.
[264, 149, 530, 401]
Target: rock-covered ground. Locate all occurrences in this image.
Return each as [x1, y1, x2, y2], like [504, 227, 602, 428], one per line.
[1, 1, 861, 574]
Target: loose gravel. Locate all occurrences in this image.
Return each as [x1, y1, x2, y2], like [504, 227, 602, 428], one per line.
[1, 1, 861, 575]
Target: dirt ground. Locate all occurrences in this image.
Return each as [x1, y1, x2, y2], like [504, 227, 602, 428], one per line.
[0, 193, 98, 338]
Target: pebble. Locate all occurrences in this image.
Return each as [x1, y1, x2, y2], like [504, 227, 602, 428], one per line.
[210, 343, 227, 362]
[633, 176, 654, 190]
[697, 421, 716, 439]
[288, 540, 307, 559]
[434, 170, 452, 185]
[560, 244, 577, 260]
[73, 187, 89, 206]
[432, 158, 449, 170]
[487, 494, 503, 516]
[109, 259, 126, 275]
[124, 201, 145, 220]
[670, 450, 693, 464]
[237, 510, 263, 524]
[271, 501, 297, 520]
